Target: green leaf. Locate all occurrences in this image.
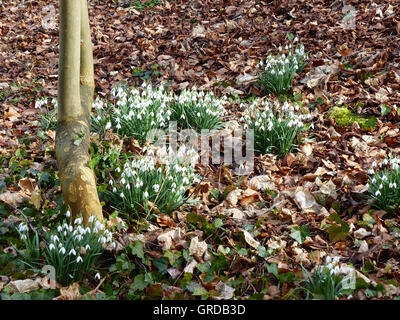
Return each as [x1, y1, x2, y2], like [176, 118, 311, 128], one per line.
[380, 104, 391, 117]
[164, 250, 180, 266]
[204, 268, 215, 283]
[266, 263, 279, 278]
[211, 254, 228, 274]
[151, 257, 168, 273]
[278, 272, 295, 284]
[328, 225, 347, 242]
[290, 225, 310, 244]
[129, 241, 144, 261]
[214, 218, 224, 229]
[130, 274, 148, 292]
[258, 245, 268, 258]
[196, 262, 209, 273]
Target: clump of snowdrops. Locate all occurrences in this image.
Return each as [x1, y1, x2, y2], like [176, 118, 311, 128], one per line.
[34, 97, 58, 131]
[366, 155, 400, 212]
[297, 256, 347, 300]
[257, 36, 308, 95]
[17, 212, 115, 285]
[91, 83, 174, 144]
[91, 83, 228, 144]
[107, 145, 200, 219]
[243, 99, 310, 157]
[170, 87, 228, 130]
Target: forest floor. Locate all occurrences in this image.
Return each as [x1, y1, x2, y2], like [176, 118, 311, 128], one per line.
[1, 0, 400, 300]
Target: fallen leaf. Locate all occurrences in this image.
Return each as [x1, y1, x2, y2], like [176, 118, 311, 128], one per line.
[53, 282, 81, 300]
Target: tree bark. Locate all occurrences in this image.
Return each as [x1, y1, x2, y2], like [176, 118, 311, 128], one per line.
[56, 0, 103, 224]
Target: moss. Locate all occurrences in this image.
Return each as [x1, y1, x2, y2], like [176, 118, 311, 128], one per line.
[329, 106, 376, 131]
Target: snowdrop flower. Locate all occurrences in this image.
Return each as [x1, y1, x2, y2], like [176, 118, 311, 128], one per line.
[74, 217, 83, 225]
[49, 243, 55, 251]
[88, 215, 95, 224]
[105, 122, 111, 130]
[66, 210, 71, 218]
[59, 247, 66, 255]
[76, 256, 83, 263]
[69, 249, 77, 256]
[21, 234, 27, 240]
[95, 273, 101, 280]
[144, 191, 149, 198]
[375, 190, 381, 196]
[153, 184, 160, 193]
[18, 223, 29, 233]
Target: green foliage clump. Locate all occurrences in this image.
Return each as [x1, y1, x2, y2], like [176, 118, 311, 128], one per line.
[107, 146, 199, 219]
[91, 83, 173, 144]
[170, 87, 228, 130]
[329, 106, 376, 130]
[366, 155, 400, 212]
[297, 257, 347, 300]
[257, 35, 308, 95]
[91, 83, 228, 144]
[243, 99, 309, 158]
[16, 214, 114, 285]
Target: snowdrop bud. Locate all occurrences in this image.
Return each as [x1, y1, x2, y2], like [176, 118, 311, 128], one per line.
[66, 210, 71, 218]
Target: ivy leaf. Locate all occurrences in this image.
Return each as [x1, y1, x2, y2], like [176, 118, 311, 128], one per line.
[380, 104, 391, 117]
[129, 240, 144, 261]
[328, 213, 349, 242]
[290, 225, 310, 244]
[130, 274, 148, 292]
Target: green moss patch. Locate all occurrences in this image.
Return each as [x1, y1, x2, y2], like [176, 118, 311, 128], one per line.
[328, 106, 376, 131]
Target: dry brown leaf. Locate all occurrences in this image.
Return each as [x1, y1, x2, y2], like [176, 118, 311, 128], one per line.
[7, 279, 41, 293]
[30, 191, 41, 210]
[240, 188, 261, 206]
[239, 228, 260, 250]
[189, 236, 208, 260]
[157, 214, 177, 228]
[248, 175, 277, 192]
[225, 189, 242, 207]
[4, 107, 20, 121]
[53, 282, 82, 300]
[0, 191, 25, 206]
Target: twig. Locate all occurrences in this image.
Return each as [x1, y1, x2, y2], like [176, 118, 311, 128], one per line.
[1, 200, 38, 233]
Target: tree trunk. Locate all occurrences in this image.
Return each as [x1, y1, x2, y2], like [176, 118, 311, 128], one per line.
[56, 0, 103, 224]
